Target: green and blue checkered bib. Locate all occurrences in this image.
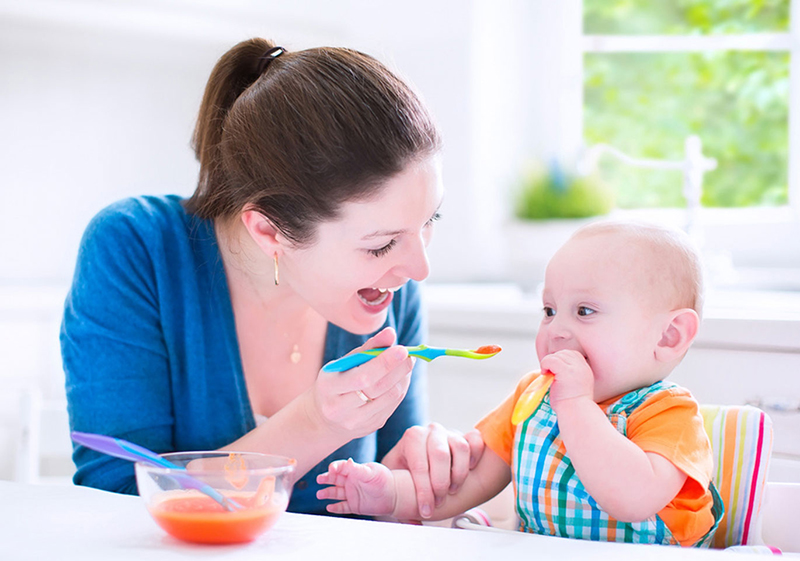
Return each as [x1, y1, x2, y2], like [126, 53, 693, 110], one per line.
[513, 380, 722, 546]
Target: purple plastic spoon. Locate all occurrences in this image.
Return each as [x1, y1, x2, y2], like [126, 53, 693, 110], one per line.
[71, 431, 242, 511]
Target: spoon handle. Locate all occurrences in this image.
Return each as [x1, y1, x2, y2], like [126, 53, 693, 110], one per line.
[511, 374, 554, 425]
[321, 345, 449, 373]
[71, 432, 241, 511]
[71, 431, 174, 469]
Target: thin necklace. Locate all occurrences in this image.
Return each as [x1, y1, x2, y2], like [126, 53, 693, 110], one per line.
[286, 314, 315, 364]
[290, 344, 301, 364]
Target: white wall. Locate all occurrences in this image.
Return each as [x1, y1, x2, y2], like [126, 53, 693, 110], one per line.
[2, 0, 798, 485]
[0, 0, 583, 286]
[0, 0, 582, 481]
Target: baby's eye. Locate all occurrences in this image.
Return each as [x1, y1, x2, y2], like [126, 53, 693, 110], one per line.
[543, 306, 555, 317]
[577, 306, 596, 317]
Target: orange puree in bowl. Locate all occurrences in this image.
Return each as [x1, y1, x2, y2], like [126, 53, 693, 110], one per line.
[149, 492, 283, 544]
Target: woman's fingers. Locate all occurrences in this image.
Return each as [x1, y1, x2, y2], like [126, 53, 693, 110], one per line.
[312, 330, 414, 439]
[326, 345, 412, 398]
[396, 426, 436, 518]
[446, 430, 471, 494]
[422, 423, 454, 505]
[355, 372, 413, 428]
[319, 326, 415, 409]
[464, 429, 485, 470]
[341, 326, 396, 358]
[380, 423, 450, 517]
[381, 424, 485, 518]
[363, 326, 397, 350]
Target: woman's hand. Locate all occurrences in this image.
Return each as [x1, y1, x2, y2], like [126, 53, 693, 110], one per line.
[380, 423, 484, 519]
[308, 327, 414, 441]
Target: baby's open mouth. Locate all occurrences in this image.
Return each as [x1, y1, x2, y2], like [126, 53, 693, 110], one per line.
[357, 286, 402, 307]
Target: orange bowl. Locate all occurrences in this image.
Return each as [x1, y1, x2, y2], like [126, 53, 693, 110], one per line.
[135, 451, 296, 544]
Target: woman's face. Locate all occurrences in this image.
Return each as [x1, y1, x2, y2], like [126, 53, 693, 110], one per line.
[280, 156, 443, 334]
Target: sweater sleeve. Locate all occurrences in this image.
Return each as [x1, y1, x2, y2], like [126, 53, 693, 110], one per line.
[61, 199, 174, 495]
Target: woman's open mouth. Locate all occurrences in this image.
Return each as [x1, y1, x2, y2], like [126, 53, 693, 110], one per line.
[357, 285, 402, 309]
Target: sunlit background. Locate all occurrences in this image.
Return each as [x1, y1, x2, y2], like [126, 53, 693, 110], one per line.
[1, 0, 798, 485]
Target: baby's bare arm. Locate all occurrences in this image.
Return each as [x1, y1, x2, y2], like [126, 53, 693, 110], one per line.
[317, 446, 511, 521]
[542, 350, 687, 521]
[554, 396, 687, 522]
[395, 445, 511, 521]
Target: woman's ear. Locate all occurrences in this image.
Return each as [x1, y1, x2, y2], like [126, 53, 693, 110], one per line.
[240, 208, 283, 255]
[655, 308, 700, 363]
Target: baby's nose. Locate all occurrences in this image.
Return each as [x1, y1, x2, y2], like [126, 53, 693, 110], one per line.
[546, 318, 572, 341]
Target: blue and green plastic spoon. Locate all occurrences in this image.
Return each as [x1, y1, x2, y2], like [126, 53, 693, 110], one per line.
[322, 344, 501, 373]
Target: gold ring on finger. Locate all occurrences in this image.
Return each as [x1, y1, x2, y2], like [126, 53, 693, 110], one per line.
[355, 389, 372, 404]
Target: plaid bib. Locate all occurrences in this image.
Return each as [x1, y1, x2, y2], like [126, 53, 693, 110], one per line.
[512, 380, 722, 546]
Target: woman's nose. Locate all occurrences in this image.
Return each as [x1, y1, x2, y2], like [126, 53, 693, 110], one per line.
[398, 235, 430, 282]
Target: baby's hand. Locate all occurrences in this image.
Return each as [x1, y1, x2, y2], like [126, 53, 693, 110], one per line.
[540, 350, 594, 406]
[316, 458, 396, 516]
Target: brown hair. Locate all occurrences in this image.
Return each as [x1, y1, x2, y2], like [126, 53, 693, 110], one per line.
[185, 38, 441, 245]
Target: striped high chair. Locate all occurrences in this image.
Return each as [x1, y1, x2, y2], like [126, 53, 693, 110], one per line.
[454, 403, 779, 551]
[700, 404, 774, 550]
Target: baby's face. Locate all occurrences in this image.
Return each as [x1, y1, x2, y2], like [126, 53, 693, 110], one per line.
[535, 232, 672, 402]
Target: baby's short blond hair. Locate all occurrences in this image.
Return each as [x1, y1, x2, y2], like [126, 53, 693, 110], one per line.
[570, 221, 704, 318]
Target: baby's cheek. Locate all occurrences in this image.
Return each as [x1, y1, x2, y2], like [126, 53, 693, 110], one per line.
[534, 330, 548, 365]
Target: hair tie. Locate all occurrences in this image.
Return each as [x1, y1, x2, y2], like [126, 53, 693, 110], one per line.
[257, 46, 286, 75]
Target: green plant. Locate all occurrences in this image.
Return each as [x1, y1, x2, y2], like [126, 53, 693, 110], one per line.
[514, 161, 614, 220]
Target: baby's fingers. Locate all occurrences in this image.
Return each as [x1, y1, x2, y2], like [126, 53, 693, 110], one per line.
[316, 460, 347, 484]
[316, 458, 364, 486]
[325, 501, 354, 515]
[316, 484, 347, 502]
[540, 354, 574, 375]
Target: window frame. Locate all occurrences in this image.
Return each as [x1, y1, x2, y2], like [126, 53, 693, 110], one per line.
[580, 2, 800, 274]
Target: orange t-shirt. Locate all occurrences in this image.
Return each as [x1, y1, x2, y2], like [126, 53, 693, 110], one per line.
[476, 372, 716, 546]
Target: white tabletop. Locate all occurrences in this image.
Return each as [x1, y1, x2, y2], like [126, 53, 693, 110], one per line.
[0, 481, 750, 560]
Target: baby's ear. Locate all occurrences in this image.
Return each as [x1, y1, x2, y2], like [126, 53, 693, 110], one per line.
[655, 308, 700, 363]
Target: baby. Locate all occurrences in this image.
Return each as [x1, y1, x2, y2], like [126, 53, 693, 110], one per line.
[317, 221, 723, 547]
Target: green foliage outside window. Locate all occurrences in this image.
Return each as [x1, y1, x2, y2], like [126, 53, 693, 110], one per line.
[584, 0, 788, 35]
[583, 0, 790, 209]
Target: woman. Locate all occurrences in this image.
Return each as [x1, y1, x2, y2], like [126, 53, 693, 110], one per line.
[61, 38, 481, 517]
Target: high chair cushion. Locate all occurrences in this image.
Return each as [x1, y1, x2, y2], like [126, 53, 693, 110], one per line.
[700, 404, 773, 549]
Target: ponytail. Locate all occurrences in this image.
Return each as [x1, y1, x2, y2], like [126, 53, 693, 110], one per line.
[190, 38, 274, 212]
[185, 37, 441, 246]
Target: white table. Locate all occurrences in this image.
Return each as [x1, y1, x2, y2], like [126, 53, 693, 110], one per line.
[0, 481, 751, 560]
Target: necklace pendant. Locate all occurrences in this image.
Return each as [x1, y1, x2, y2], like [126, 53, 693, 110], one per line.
[290, 344, 301, 364]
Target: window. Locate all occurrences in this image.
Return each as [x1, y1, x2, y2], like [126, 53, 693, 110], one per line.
[582, 1, 793, 211]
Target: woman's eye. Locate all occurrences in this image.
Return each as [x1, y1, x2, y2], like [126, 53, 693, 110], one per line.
[368, 239, 397, 257]
[543, 306, 555, 317]
[425, 212, 442, 227]
[577, 306, 596, 317]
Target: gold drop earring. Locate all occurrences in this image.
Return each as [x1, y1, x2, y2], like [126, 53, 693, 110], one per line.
[273, 253, 279, 286]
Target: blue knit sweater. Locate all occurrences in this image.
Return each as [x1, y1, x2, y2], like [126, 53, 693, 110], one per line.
[61, 195, 427, 515]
